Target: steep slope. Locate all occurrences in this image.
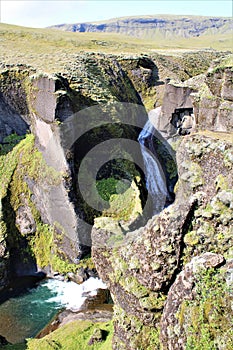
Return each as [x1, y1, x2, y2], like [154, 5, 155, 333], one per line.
[91, 59, 233, 349]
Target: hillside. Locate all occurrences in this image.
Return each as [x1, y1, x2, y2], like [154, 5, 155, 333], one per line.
[0, 22, 232, 75]
[49, 14, 232, 40]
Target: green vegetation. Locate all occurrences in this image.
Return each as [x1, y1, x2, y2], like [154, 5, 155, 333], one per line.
[114, 304, 161, 349]
[30, 223, 78, 274]
[0, 133, 25, 155]
[96, 178, 128, 201]
[100, 178, 142, 222]
[26, 321, 113, 350]
[178, 268, 233, 350]
[0, 134, 78, 275]
[0, 22, 232, 74]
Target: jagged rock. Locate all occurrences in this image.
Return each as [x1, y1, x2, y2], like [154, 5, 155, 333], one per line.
[67, 269, 88, 284]
[161, 82, 194, 134]
[160, 253, 226, 350]
[92, 132, 233, 349]
[0, 50, 232, 348]
[0, 55, 144, 287]
[0, 93, 29, 142]
[88, 328, 106, 345]
[152, 59, 233, 138]
[15, 205, 36, 236]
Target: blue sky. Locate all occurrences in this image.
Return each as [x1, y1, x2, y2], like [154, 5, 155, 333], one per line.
[1, 0, 232, 28]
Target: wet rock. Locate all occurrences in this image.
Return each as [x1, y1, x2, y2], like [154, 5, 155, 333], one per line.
[67, 269, 87, 284]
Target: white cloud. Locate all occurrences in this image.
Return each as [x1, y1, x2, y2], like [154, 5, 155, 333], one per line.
[1, 0, 232, 28]
[1, 0, 88, 28]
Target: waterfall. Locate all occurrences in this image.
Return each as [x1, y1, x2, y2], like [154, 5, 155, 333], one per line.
[138, 120, 168, 215]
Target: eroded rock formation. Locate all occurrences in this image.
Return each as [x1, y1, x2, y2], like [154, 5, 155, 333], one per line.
[92, 131, 233, 349]
[0, 54, 145, 287]
[0, 51, 232, 349]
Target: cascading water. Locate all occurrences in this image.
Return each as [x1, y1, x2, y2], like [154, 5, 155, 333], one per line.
[138, 119, 169, 215]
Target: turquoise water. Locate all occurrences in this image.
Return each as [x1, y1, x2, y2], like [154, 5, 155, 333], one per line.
[0, 277, 106, 344]
[0, 280, 62, 344]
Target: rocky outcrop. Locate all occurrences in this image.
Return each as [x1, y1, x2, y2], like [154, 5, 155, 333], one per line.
[0, 54, 144, 287]
[49, 15, 232, 40]
[0, 50, 232, 348]
[193, 66, 233, 132]
[160, 253, 232, 350]
[92, 132, 233, 349]
[151, 55, 233, 138]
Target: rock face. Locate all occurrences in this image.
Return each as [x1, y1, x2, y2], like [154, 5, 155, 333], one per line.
[160, 252, 226, 350]
[159, 81, 194, 136]
[0, 50, 232, 348]
[152, 57, 233, 138]
[193, 66, 233, 132]
[49, 15, 232, 40]
[0, 93, 29, 142]
[92, 131, 233, 349]
[0, 54, 144, 287]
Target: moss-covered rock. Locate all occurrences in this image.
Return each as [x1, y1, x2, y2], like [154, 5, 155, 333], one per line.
[92, 131, 233, 349]
[0, 134, 81, 281]
[161, 253, 233, 350]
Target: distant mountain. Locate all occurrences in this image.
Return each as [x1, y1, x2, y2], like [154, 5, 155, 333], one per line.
[48, 15, 232, 39]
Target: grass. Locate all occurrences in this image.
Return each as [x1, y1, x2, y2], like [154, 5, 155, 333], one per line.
[183, 268, 233, 350]
[26, 321, 113, 350]
[0, 22, 232, 74]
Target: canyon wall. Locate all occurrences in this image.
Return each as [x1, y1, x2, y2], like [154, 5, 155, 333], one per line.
[0, 52, 232, 349]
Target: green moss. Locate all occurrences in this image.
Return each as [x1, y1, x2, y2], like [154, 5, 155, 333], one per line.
[96, 177, 128, 201]
[184, 231, 199, 246]
[119, 275, 149, 298]
[113, 305, 161, 349]
[26, 320, 113, 350]
[180, 161, 204, 189]
[139, 292, 166, 311]
[140, 326, 161, 350]
[177, 268, 233, 350]
[50, 254, 78, 274]
[30, 223, 53, 268]
[0, 133, 25, 155]
[102, 178, 142, 222]
[77, 255, 95, 270]
[0, 134, 78, 275]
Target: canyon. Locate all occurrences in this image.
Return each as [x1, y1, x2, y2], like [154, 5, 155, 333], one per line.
[0, 37, 232, 349]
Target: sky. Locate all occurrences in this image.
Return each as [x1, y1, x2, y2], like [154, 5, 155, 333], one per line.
[0, 0, 232, 28]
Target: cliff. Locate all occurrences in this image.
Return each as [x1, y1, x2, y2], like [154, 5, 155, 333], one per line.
[150, 55, 233, 138]
[92, 130, 233, 349]
[0, 48, 232, 349]
[90, 56, 233, 349]
[49, 15, 232, 40]
[0, 54, 144, 288]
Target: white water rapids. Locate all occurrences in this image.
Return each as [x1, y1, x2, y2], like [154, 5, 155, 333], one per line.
[45, 277, 107, 311]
